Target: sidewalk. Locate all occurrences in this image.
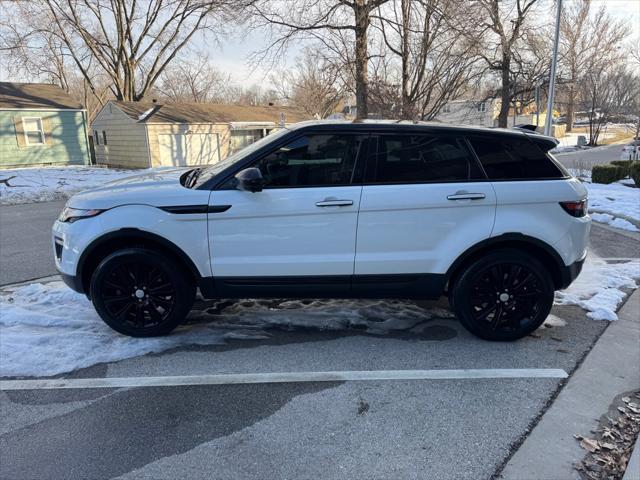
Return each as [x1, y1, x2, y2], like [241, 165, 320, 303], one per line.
[499, 289, 640, 480]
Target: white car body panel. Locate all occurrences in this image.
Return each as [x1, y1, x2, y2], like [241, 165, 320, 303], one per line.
[355, 182, 497, 274]
[207, 186, 362, 276]
[490, 178, 589, 265]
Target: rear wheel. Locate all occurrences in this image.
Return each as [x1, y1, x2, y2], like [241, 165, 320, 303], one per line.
[90, 248, 195, 337]
[450, 249, 554, 341]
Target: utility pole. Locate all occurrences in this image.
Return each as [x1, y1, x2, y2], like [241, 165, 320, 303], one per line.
[545, 0, 562, 136]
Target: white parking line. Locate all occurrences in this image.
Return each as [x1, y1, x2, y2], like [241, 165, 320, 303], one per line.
[0, 368, 568, 390]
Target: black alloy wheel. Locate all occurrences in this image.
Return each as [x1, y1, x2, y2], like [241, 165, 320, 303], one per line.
[90, 248, 195, 337]
[450, 249, 554, 341]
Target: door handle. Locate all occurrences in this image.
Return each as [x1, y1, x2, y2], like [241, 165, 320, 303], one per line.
[447, 193, 486, 201]
[315, 199, 354, 207]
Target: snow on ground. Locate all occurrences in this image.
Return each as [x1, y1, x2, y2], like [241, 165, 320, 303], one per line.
[1, 255, 638, 377]
[590, 213, 638, 232]
[0, 166, 149, 205]
[555, 257, 640, 321]
[0, 283, 453, 377]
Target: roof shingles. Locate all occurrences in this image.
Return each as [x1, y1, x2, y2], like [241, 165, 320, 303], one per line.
[0, 82, 84, 110]
[113, 101, 312, 124]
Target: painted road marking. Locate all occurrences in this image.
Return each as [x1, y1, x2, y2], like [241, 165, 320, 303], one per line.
[0, 368, 568, 390]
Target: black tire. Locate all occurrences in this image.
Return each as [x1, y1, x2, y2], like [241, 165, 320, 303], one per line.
[450, 249, 554, 341]
[90, 248, 195, 337]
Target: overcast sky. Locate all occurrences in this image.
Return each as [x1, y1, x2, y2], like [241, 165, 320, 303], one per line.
[203, 0, 640, 88]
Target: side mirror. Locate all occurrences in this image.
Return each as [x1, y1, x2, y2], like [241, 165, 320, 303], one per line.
[234, 167, 264, 193]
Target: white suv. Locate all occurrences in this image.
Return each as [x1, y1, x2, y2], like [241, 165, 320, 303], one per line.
[53, 121, 590, 341]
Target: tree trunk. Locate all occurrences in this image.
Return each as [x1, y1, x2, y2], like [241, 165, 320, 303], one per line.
[354, 0, 369, 119]
[497, 55, 511, 127]
[566, 84, 575, 133]
[400, 0, 411, 119]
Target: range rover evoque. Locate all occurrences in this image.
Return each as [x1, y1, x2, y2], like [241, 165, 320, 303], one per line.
[53, 121, 590, 341]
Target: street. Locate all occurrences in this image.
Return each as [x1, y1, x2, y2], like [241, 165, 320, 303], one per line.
[1, 195, 639, 479]
[554, 142, 626, 170]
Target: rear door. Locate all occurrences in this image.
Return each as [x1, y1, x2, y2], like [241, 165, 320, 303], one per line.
[354, 133, 496, 285]
[207, 132, 367, 294]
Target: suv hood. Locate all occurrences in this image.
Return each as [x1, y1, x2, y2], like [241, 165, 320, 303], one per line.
[67, 168, 210, 210]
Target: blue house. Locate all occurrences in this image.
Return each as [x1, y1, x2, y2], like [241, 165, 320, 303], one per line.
[0, 82, 91, 168]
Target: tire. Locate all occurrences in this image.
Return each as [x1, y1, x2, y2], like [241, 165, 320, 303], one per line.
[90, 248, 195, 337]
[449, 249, 554, 341]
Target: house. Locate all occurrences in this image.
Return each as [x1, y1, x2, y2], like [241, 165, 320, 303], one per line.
[0, 82, 91, 168]
[435, 99, 501, 127]
[91, 101, 312, 169]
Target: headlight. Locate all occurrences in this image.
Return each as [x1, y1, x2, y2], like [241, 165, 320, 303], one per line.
[58, 207, 104, 223]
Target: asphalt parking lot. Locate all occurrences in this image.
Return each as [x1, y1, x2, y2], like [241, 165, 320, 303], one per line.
[1, 198, 639, 479]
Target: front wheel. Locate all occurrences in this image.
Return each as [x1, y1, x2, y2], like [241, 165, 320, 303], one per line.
[90, 248, 195, 337]
[450, 249, 554, 341]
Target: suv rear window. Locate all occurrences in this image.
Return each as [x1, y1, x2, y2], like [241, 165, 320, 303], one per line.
[367, 135, 484, 183]
[468, 136, 565, 180]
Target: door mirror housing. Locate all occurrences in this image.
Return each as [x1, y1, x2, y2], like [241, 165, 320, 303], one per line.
[235, 167, 264, 193]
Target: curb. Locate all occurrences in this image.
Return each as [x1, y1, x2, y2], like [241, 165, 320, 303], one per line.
[499, 288, 640, 480]
[0, 275, 61, 290]
[624, 438, 640, 480]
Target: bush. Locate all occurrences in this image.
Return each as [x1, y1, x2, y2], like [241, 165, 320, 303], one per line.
[610, 160, 634, 175]
[630, 161, 640, 187]
[592, 164, 627, 184]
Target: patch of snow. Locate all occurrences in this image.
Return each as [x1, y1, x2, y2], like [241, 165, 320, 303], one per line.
[555, 256, 640, 321]
[0, 166, 149, 206]
[0, 282, 452, 377]
[586, 181, 640, 225]
[543, 314, 567, 327]
[137, 107, 155, 121]
[590, 213, 639, 232]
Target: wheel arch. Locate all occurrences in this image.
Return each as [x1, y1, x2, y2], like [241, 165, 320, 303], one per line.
[445, 233, 566, 291]
[77, 228, 201, 295]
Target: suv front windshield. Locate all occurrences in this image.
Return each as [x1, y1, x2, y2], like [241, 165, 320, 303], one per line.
[192, 128, 292, 188]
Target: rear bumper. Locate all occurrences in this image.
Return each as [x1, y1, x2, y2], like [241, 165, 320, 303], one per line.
[558, 253, 586, 290]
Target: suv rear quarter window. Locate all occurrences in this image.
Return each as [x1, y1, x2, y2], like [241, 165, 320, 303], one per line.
[468, 135, 566, 180]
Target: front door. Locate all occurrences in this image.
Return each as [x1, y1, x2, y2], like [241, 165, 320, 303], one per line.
[353, 133, 496, 296]
[207, 132, 366, 296]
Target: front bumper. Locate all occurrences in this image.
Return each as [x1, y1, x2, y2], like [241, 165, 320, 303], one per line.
[558, 253, 586, 290]
[60, 271, 85, 294]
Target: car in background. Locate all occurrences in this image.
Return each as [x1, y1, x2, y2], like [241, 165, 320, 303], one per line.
[620, 140, 640, 160]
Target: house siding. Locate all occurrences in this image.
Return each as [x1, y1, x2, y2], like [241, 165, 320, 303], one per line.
[0, 109, 90, 168]
[91, 103, 149, 169]
[146, 123, 231, 167]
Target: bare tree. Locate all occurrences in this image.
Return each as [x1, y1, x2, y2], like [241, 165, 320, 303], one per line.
[156, 54, 234, 103]
[273, 49, 344, 118]
[558, 0, 630, 132]
[250, 0, 391, 118]
[472, 0, 541, 127]
[373, 0, 482, 120]
[1, 0, 234, 101]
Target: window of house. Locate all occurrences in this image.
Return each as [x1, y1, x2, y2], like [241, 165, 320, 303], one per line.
[102, 131, 108, 145]
[468, 136, 565, 180]
[248, 134, 362, 188]
[22, 117, 45, 145]
[442, 104, 451, 113]
[94, 130, 100, 146]
[366, 135, 484, 184]
[477, 103, 486, 112]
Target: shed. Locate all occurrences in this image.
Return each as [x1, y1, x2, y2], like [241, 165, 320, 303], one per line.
[0, 82, 91, 168]
[91, 101, 312, 169]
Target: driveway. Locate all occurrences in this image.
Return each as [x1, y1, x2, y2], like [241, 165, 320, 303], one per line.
[1, 219, 639, 479]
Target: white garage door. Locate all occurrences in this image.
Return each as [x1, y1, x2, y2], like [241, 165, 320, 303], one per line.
[158, 133, 220, 167]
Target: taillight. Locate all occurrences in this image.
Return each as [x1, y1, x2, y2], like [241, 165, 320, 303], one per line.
[560, 199, 588, 217]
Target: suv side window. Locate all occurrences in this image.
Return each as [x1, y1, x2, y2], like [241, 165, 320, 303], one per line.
[249, 134, 362, 188]
[366, 134, 484, 184]
[468, 136, 565, 180]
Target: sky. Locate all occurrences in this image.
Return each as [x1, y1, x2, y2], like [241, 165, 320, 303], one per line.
[201, 0, 640, 88]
